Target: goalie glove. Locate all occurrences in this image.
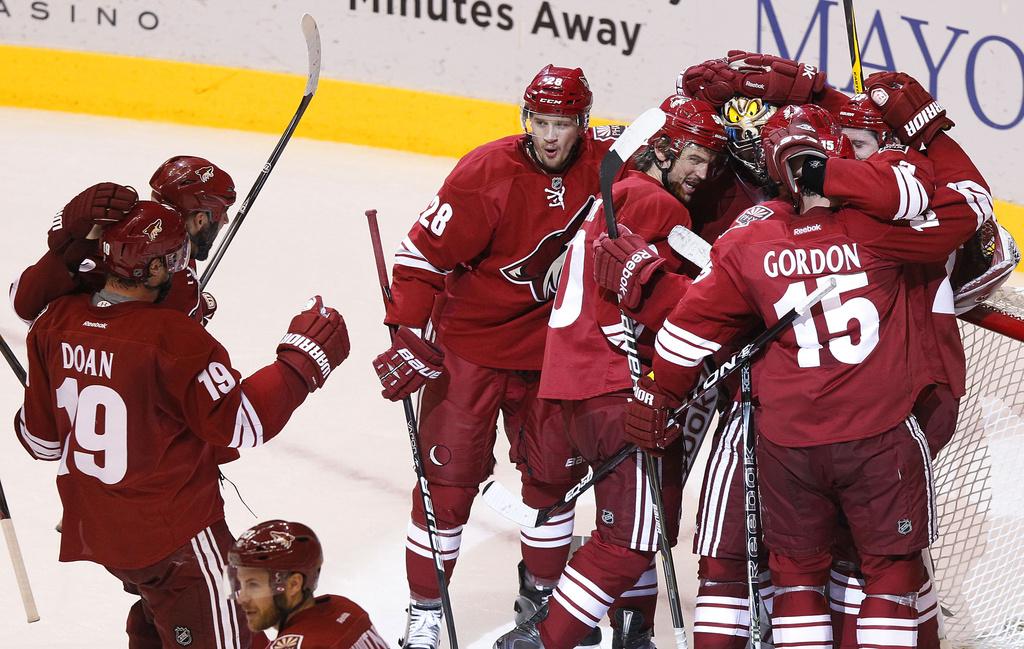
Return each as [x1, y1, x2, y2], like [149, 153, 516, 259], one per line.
[866, 71, 954, 148]
[277, 296, 350, 392]
[592, 231, 665, 310]
[625, 375, 681, 453]
[372, 326, 444, 402]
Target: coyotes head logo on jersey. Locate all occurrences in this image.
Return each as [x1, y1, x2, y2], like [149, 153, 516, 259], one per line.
[500, 196, 596, 302]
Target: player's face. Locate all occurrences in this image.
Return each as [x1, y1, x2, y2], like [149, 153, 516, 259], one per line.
[842, 127, 881, 161]
[233, 567, 278, 632]
[664, 144, 720, 203]
[527, 113, 582, 172]
[185, 209, 223, 261]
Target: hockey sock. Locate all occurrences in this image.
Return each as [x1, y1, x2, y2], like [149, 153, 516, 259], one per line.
[521, 484, 576, 585]
[693, 580, 751, 649]
[772, 586, 832, 649]
[406, 484, 475, 601]
[609, 559, 658, 633]
[856, 594, 918, 649]
[830, 567, 939, 649]
[540, 531, 654, 649]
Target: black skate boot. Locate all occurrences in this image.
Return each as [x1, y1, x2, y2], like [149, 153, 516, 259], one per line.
[514, 561, 602, 648]
[612, 608, 656, 649]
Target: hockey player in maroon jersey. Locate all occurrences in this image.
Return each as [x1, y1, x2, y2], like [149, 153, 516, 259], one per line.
[370, 65, 620, 647]
[627, 106, 976, 649]
[491, 95, 727, 649]
[15, 202, 350, 649]
[227, 520, 388, 649]
[11, 155, 236, 325]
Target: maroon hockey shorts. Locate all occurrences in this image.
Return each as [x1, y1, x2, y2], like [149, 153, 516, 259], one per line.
[758, 416, 937, 565]
[560, 391, 684, 552]
[417, 342, 585, 487]
[107, 519, 251, 649]
[913, 383, 960, 458]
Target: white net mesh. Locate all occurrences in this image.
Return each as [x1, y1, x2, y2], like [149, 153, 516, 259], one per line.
[931, 286, 1024, 648]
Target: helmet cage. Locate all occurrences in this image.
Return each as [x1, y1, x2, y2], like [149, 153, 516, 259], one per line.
[721, 97, 778, 184]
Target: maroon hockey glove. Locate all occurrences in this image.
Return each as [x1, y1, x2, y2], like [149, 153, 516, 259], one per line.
[726, 50, 827, 105]
[199, 292, 218, 327]
[625, 376, 681, 453]
[48, 182, 138, 254]
[277, 296, 351, 392]
[866, 71, 954, 148]
[678, 58, 739, 106]
[592, 232, 665, 310]
[372, 327, 444, 402]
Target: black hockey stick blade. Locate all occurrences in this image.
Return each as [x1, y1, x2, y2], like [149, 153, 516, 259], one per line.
[600, 107, 666, 238]
[200, 13, 322, 290]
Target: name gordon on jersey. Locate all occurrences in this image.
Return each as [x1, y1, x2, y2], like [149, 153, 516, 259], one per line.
[61, 342, 114, 379]
[763, 243, 862, 278]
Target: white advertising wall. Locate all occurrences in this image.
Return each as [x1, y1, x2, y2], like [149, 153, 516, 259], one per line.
[0, 0, 1021, 199]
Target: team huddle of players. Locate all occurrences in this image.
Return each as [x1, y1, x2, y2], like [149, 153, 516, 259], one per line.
[9, 46, 1016, 649]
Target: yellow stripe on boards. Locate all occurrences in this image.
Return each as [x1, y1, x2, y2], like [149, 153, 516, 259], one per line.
[0, 43, 1021, 271]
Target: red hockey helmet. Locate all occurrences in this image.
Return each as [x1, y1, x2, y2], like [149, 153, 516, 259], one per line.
[149, 156, 236, 225]
[654, 95, 728, 156]
[100, 201, 190, 280]
[522, 64, 593, 128]
[761, 104, 854, 197]
[227, 520, 323, 596]
[833, 93, 889, 136]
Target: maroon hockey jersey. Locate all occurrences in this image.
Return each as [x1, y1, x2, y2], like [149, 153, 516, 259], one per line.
[653, 199, 973, 447]
[540, 172, 698, 400]
[254, 596, 388, 649]
[386, 128, 619, 370]
[16, 294, 308, 569]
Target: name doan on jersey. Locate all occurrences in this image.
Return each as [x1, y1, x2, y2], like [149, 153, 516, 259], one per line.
[763, 243, 862, 278]
[61, 342, 113, 379]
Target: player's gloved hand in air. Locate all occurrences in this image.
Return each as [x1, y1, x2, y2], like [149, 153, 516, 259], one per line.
[199, 292, 218, 327]
[277, 296, 350, 392]
[48, 182, 138, 271]
[726, 50, 827, 105]
[625, 376, 681, 453]
[678, 58, 738, 106]
[866, 71, 954, 148]
[372, 327, 444, 401]
[592, 230, 665, 310]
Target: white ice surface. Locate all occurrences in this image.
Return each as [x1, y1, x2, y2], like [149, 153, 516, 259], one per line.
[0, 108, 707, 648]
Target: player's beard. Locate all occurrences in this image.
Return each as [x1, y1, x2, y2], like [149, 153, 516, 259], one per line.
[154, 276, 174, 303]
[189, 221, 221, 261]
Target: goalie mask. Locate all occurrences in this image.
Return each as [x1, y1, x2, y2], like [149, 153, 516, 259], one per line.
[720, 96, 778, 185]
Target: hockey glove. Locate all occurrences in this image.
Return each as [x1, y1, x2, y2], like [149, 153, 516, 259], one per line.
[199, 292, 218, 327]
[372, 327, 444, 402]
[726, 50, 827, 105]
[277, 296, 350, 392]
[625, 376, 682, 453]
[592, 232, 665, 310]
[678, 58, 739, 106]
[48, 182, 138, 254]
[866, 71, 954, 148]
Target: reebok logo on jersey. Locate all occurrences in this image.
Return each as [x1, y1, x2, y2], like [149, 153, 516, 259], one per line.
[82, 320, 108, 329]
[903, 101, 943, 138]
[792, 223, 822, 236]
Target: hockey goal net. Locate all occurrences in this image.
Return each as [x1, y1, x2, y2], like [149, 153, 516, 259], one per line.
[931, 285, 1024, 648]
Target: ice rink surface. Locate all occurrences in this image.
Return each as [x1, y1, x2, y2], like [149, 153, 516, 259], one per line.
[0, 107, 708, 648]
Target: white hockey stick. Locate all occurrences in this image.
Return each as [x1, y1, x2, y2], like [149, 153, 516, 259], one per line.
[667, 224, 712, 268]
[1, 490, 39, 622]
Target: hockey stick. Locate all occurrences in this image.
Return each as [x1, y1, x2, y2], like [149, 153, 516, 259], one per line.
[667, 224, 711, 268]
[843, 0, 865, 94]
[600, 107, 690, 649]
[365, 209, 459, 649]
[740, 361, 764, 649]
[0, 335, 26, 387]
[0, 480, 39, 622]
[200, 13, 322, 291]
[482, 281, 834, 528]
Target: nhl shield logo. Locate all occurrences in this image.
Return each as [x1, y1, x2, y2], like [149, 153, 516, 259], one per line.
[174, 625, 193, 646]
[897, 519, 913, 535]
[601, 509, 615, 525]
